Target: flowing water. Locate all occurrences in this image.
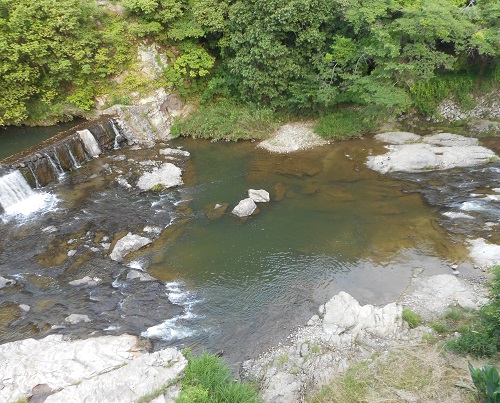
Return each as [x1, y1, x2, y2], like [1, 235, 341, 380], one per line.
[0, 132, 498, 366]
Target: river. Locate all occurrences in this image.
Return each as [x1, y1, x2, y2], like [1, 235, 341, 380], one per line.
[0, 127, 498, 367]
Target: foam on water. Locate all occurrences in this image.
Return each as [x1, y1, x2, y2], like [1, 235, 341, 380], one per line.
[141, 281, 202, 341]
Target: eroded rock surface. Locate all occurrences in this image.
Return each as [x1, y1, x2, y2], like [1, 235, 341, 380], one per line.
[0, 334, 186, 403]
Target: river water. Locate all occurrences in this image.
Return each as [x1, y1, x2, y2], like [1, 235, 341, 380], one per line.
[0, 131, 498, 367]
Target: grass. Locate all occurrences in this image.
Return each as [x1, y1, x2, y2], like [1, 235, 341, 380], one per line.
[307, 345, 477, 403]
[402, 308, 423, 329]
[177, 350, 261, 403]
[315, 106, 386, 140]
[171, 99, 279, 141]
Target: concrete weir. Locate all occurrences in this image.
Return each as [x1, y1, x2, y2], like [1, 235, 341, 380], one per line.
[0, 116, 126, 189]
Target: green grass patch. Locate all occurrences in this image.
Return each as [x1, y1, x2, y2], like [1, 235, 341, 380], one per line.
[315, 106, 385, 140]
[402, 308, 422, 329]
[171, 99, 279, 141]
[177, 350, 261, 403]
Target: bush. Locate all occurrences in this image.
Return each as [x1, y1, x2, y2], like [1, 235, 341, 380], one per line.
[447, 266, 500, 358]
[402, 308, 422, 329]
[177, 350, 261, 403]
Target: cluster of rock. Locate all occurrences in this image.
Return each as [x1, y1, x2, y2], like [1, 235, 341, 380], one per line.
[231, 189, 271, 218]
[366, 132, 496, 174]
[436, 91, 500, 123]
[0, 334, 186, 403]
[241, 274, 487, 403]
[258, 123, 328, 153]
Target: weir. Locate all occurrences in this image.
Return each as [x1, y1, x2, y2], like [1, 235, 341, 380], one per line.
[0, 117, 126, 190]
[0, 171, 36, 213]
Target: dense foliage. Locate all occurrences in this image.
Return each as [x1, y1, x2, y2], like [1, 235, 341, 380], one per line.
[0, 0, 498, 125]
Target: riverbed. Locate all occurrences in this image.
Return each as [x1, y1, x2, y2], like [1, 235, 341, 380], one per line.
[0, 132, 498, 366]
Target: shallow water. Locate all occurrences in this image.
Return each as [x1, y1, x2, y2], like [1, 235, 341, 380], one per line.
[0, 135, 497, 366]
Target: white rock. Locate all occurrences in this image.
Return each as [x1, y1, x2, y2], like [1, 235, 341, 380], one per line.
[258, 123, 328, 153]
[374, 132, 421, 144]
[42, 226, 58, 233]
[0, 334, 186, 403]
[69, 276, 101, 287]
[137, 163, 183, 190]
[0, 276, 16, 289]
[110, 233, 152, 262]
[231, 198, 257, 217]
[65, 314, 91, 324]
[19, 304, 30, 312]
[67, 250, 77, 257]
[468, 238, 500, 267]
[126, 270, 156, 282]
[160, 148, 190, 157]
[248, 189, 270, 202]
[422, 133, 478, 147]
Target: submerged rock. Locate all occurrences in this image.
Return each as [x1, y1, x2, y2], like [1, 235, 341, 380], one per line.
[126, 269, 156, 282]
[136, 162, 183, 191]
[231, 198, 258, 217]
[65, 314, 91, 324]
[160, 148, 190, 157]
[367, 132, 495, 174]
[110, 233, 152, 262]
[204, 202, 229, 220]
[0, 334, 186, 403]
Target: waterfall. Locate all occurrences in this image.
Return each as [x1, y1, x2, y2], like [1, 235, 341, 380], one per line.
[0, 171, 36, 211]
[44, 152, 65, 180]
[66, 145, 82, 169]
[110, 119, 123, 150]
[28, 166, 41, 189]
[78, 129, 101, 157]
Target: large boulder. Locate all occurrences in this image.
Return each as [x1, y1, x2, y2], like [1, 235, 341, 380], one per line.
[231, 198, 258, 217]
[0, 334, 186, 403]
[110, 233, 152, 262]
[137, 162, 183, 191]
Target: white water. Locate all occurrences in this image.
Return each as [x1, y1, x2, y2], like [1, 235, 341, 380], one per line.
[0, 170, 57, 219]
[66, 145, 81, 169]
[44, 152, 65, 180]
[110, 120, 122, 150]
[78, 129, 101, 157]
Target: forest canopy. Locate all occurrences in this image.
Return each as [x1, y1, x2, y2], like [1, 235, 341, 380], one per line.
[0, 0, 498, 125]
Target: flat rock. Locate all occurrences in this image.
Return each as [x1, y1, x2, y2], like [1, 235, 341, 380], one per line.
[110, 233, 152, 262]
[400, 274, 487, 319]
[422, 133, 478, 147]
[468, 238, 500, 267]
[248, 189, 270, 202]
[374, 131, 421, 144]
[0, 334, 186, 403]
[137, 162, 182, 190]
[231, 198, 258, 217]
[159, 148, 190, 157]
[126, 269, 156, 282]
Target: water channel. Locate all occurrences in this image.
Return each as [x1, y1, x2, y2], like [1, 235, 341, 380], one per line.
[0, 127, 498, 366]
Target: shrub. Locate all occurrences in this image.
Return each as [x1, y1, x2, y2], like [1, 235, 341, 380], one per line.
[402, 308, 422, 329]
[468, 362, 500, 403]
[177, 350, 261, 403]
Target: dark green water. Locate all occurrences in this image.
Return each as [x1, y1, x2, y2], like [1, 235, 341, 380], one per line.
[0, 120, 84, 160]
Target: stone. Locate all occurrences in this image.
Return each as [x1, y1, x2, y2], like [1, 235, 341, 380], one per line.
[110, 233, 152, 262]
[231, 198, 258, 218]
[0, 275, 16, 289]
[248, 189, 270, 202]
[126, 270, 156, 282]
[69, 276, 101, 287]
[137, 163, 183, 190]
[270, 183, 287, 201]
[374, 131, 421, 144]
[160, 148, 190, 157]
[0, 334, 186, 403]
[65, 314, 91, 324]
[422, 133, 478, 147]
[19, 304, 30, 312]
